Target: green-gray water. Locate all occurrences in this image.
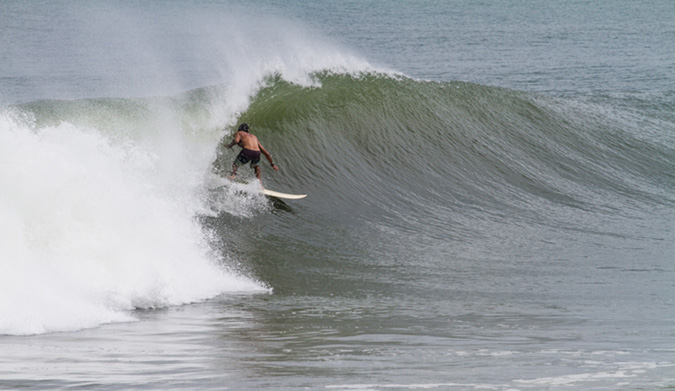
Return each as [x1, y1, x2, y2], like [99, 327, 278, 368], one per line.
[1, 1, 674, 390]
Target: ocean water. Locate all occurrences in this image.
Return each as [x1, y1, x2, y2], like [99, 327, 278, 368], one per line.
[1, 1, 674, 390]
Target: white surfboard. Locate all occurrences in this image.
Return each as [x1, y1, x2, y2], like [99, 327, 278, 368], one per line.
[261, 189, 307, 200]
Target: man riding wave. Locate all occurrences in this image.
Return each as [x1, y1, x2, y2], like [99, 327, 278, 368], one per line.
[225, 123, 279, 188]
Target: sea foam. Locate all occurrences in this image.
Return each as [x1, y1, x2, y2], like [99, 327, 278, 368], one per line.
[0, 107, 265, 335]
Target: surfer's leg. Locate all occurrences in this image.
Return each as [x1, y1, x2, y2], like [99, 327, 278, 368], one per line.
[230, 161, 239, 179]
[230, 150, 249, 179]
[249, 153, 262, 185]
[254, 166, 264, 189]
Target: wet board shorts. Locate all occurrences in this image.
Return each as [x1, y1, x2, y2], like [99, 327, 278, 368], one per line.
[234, 148, 261, 168]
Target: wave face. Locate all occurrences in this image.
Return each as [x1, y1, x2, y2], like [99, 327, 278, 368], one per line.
[217, 73, 674, 221]
[206, 73, 675, 297]
[3, 73, 674, 335]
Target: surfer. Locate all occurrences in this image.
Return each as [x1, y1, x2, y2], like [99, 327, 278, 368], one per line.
[225, 123, 279, 187]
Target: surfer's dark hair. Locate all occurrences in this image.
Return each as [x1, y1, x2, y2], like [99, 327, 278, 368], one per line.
[238, 123, 249, 132]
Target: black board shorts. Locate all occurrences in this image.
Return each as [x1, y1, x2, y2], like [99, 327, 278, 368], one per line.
[234, 148, 261, 168]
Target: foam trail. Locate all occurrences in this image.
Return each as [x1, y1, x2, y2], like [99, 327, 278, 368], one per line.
[0, 107, 266, 336]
